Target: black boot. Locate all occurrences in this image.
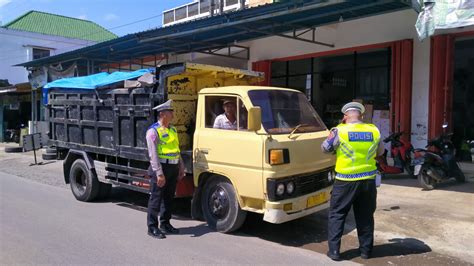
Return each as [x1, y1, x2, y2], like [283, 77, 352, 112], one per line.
[327, 250, 341, 261]
[160, 223, 179, 234]
[148, 227, 166, 239]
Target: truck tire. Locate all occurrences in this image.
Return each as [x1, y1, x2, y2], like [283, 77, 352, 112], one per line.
[42, 153, 57, 160]
[69, 159, 100, 202]
[4, 146, 23, 153]
[201, 177, 247, 233]
[417, 166, 435, 190]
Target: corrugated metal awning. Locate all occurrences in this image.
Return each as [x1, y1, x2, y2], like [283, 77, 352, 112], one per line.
[17, 0, 412, 68]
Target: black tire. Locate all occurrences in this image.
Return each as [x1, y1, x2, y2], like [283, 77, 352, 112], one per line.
[201, 177, 247, 233]
[453, 164, 466, 183]
[46, 147, 57, 154]
[4, 146, 23, 153]
[69, 159, 100, 202]
[418, 166, 435, 190]
[42, 153, 57, 160]
[405, 164, 416, 179]
[97, 183, 112, 200]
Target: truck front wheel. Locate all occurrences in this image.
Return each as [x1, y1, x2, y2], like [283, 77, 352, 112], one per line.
[201, 177, 247, 233]
[69, 159, 100, 202]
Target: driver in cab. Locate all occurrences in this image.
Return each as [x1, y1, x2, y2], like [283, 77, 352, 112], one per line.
[213, 99, 237, 130]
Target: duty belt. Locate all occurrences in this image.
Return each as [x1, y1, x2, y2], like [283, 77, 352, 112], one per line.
[159, 158, 179, 165]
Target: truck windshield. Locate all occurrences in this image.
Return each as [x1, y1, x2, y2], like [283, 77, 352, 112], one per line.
[248, 90, 327, 134]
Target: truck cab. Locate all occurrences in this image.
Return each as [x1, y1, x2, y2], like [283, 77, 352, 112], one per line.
[191, 86, 335, 232]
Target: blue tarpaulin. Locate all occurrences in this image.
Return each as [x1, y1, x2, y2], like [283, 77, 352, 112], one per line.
[42, 69, 151, 104]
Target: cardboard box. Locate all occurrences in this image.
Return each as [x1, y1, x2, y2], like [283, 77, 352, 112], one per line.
[363, 104, 373, 123]
[380, 110, 390, 119]
[248, 0, 273, 7]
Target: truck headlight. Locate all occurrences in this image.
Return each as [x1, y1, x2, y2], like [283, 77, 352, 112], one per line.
[286, 181, 295, 194]
[276, 183, 285, 196]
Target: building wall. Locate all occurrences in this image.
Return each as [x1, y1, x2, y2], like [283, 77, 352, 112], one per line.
[0, 28, 96, 85]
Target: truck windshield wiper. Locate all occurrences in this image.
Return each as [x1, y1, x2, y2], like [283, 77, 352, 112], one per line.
[289, 124, 308, 139]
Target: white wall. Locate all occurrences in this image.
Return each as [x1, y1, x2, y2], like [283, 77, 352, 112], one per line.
[0, 28, 97, 85]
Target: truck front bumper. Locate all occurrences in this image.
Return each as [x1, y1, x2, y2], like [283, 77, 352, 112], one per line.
[263, 186, 332, 224]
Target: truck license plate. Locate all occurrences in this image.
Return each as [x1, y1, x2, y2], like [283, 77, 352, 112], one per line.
[414, 165, 422, 175]
[307, 191, 328, 208]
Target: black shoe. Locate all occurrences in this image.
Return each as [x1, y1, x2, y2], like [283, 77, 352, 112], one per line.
[148, 228, 166, 239]
[160, 223, 179, 234]
[326, 250, 341, 261]
[360, 252, 371, 259]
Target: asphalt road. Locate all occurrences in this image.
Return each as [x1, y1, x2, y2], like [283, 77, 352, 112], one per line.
[0, 171, 349, 265]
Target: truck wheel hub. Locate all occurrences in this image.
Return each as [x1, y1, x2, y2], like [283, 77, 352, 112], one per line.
[209, 186, 229, 219]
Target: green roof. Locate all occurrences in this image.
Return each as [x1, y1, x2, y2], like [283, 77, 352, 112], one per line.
[2, 11, 117, 42]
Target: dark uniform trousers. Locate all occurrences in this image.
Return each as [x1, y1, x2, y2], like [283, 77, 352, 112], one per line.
[147, 163, 179, 229]
[328, 178, 377, 254]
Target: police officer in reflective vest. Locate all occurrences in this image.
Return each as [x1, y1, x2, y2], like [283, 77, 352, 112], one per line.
[322, 102, 384, 260]
[146, 99, 185, 239]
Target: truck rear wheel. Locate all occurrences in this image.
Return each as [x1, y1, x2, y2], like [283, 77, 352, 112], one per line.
[201, 177, 247, 233]
[69, 159, 100, 202]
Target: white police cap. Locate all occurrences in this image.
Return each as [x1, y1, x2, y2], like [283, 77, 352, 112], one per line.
[153, 99, 174, 112]
[341, 102, 365, 114]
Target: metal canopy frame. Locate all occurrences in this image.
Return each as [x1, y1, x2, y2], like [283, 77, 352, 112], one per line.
[17, 0, 411, 71]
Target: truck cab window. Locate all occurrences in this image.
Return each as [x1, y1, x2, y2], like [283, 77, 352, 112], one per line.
[205, 96, 247, 131]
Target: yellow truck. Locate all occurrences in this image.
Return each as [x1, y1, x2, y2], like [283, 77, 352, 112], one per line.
[47, 63, 335, 233]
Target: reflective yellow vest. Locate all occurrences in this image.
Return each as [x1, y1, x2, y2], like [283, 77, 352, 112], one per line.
[152, 124, 180, 160]
[335, 123, 380, 181]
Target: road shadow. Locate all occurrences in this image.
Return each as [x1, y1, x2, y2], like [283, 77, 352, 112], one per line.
[238, 208, 356, 248]
[99, 187, 211, 237]
[29, 161, 57, 166]
[341, 238, 432, 260]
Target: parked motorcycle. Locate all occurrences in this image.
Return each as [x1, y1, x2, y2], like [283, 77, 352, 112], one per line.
[412, 125, 465, 190]
[376, 132, 414, 177]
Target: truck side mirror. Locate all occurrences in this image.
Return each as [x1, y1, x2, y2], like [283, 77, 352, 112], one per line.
[248, 107, 262, 131]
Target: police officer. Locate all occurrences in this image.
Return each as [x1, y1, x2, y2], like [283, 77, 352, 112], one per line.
[321, 102, 384, 260]
[146, 99, 185, 239]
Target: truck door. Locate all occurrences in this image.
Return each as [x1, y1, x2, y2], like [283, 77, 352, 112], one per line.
[194, 95, 264, 200]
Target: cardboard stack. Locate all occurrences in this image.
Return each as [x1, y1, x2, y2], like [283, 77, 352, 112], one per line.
[372, 110, 391, 152]
[248, 0, 274, 7]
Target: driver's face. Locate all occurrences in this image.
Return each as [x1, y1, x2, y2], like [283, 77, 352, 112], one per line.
[224, 103, 236, 116]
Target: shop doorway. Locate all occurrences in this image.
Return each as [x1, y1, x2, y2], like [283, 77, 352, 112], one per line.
[452, 37, 474, 161]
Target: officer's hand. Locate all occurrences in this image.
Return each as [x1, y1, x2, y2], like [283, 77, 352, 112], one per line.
[157, 174, 166, 188]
